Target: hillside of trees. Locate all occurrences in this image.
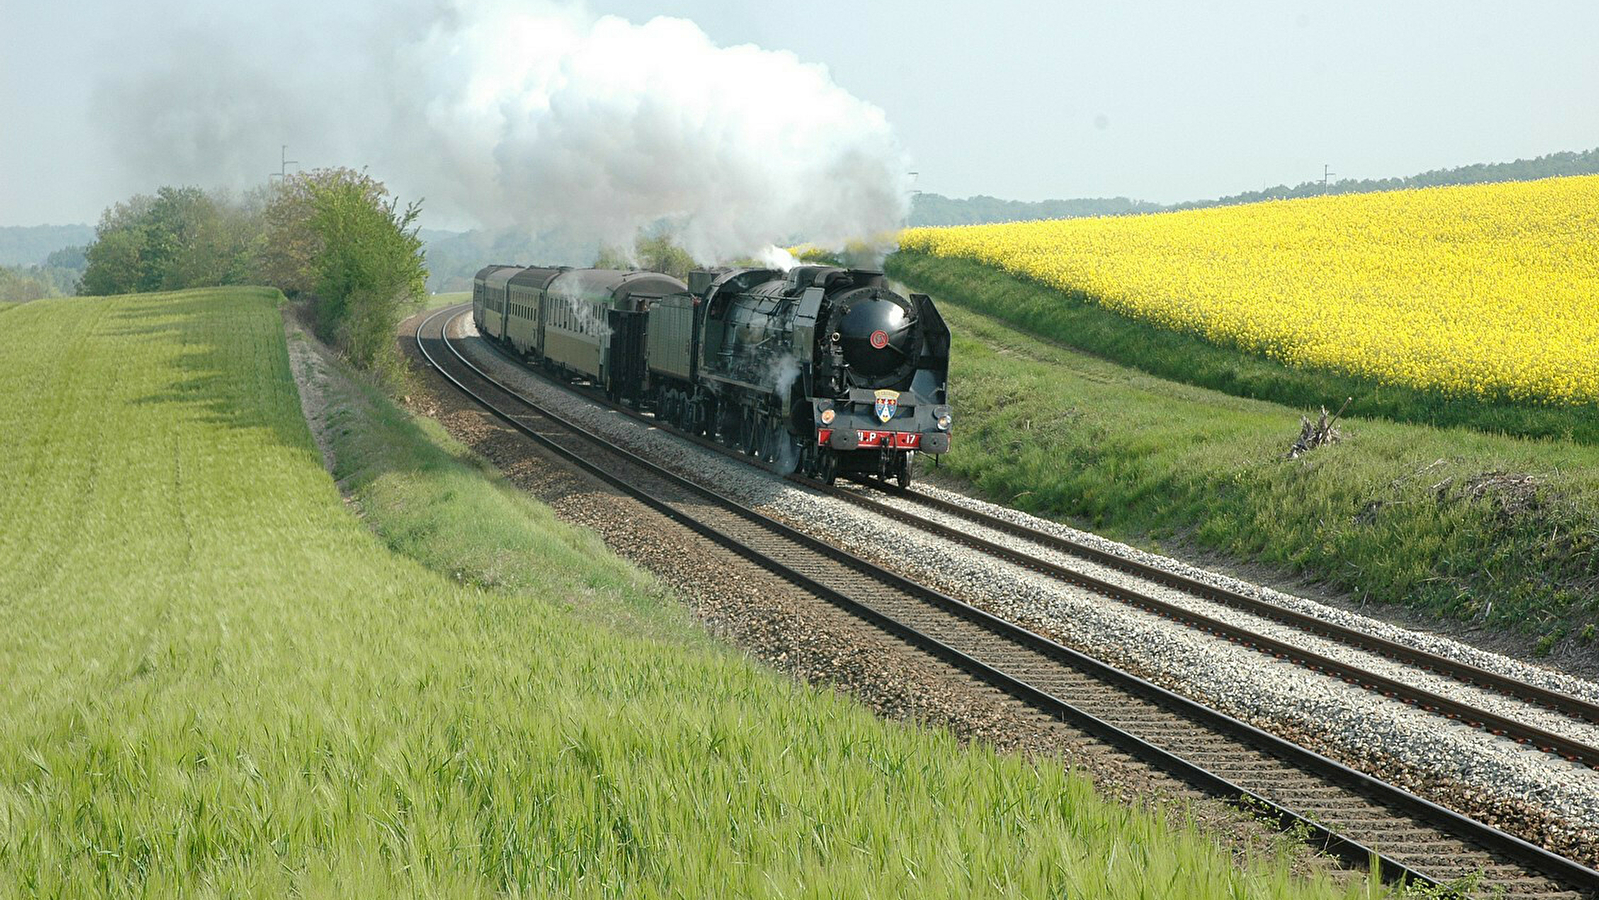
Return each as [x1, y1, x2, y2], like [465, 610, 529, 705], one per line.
[907, 195, 1162, 227]
[420, 227, 601, 292]
[0, 245, 86, 301]
[0, 224, 94, 267]
[1167, 146, 1599, 211]
[908, 145, 1599, 226]
[421, 226, 709, 292]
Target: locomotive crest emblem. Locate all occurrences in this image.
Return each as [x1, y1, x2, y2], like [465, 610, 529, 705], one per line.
[873, 389, 899, 424]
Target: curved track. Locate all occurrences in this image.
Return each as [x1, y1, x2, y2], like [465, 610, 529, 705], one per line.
[419, 305, 1599, 898]
[470, 305, 1599, 768]
[830, 480, 1599, 733]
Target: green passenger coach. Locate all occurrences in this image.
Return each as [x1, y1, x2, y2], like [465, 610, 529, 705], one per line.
[472, 264, 686, 399]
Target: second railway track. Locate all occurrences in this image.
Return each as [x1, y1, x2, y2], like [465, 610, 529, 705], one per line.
[418, 305, 1599, 898]
[467, 298, 1599, 768]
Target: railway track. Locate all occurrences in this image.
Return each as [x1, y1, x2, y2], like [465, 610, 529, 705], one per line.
[830, 480, 1599, 730]
[468, 302, 1599, 768]
[817, 480, 1599, 764]
[419, 305, 1599, 897]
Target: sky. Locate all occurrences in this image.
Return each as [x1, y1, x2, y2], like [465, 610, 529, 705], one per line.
[3, 0, 1597, 229]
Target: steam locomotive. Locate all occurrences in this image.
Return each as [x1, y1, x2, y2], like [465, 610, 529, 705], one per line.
[472, 263, 951, 486]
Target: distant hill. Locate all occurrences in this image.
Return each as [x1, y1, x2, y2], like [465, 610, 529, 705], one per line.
[909, 146, 1599, 227]
[420, 227, 602, 293]
[1169, 146, 1599, 211]
[393, 145, 1599, 284]
[907, 195, 1162, 227]
[0, 224, 93, 266]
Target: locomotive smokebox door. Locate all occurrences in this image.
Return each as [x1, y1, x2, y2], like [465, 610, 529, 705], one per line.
[606, 308, 648, 402]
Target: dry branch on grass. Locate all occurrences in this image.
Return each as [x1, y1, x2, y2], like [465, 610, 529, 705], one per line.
[1287, 397, 1352, 459]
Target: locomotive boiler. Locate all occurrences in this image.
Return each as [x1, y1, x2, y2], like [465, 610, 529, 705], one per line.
[639, 265, 951, 486]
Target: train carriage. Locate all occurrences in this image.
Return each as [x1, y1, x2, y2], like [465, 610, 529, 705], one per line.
[504, 266, 568, 359]
[540, 268, 685, 394]
[472, 264, 525, 340]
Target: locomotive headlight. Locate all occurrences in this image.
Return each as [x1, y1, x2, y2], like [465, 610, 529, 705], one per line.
[937, 414, 951, 430]
[934, 405, 952, 430]
[820, 408, 837, 425]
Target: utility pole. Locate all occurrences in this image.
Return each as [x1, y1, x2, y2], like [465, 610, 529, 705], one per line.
[269, 145, 299, 181]
[1322, 163, 1335, 195]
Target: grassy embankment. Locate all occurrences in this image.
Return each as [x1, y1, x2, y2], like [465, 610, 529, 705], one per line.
[890, 252, 1599, 651]
[0, 288, 1374, 897]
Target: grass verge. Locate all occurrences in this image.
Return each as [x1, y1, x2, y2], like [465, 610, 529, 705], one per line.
[890, 272, 1599, 652]
[888, 251, 1599, 444]
[0, 288, 1372, 897]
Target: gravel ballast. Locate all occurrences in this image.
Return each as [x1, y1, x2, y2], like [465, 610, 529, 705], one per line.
[853, 485, 1599, 742]
[448, 313, 1599, 863]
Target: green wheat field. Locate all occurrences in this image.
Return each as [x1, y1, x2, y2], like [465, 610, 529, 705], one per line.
[0, 290, 1374, 898]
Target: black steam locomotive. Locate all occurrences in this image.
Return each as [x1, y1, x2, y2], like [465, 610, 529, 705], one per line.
[472, 263, 951, 486]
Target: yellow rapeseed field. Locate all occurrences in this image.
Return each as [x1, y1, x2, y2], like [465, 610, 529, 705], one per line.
[900, 176, 1599, 404]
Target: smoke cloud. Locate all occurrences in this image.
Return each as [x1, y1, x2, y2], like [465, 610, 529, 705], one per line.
[755, 245, 804, 272]
[93, 0, 910, 262]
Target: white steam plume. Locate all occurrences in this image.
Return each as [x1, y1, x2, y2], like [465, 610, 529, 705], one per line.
[94, 0, 910, 263]
[756, 245, 803, 272]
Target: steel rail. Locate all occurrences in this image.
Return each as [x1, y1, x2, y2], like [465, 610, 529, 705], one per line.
[849, 477, 1599, 731]
[416, 306, 1599, 897]
[812, 479, 1599, 768]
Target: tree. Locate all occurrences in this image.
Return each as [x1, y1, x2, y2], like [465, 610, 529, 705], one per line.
[593, 231, 700, 279]
[140, 186, 216, 291]
[289, 168, 427, 372]
[593, 244, 630, 270]
[79, 186, 259, 295]
[76, 169, 425, 375]
[80, 193, 155, 295]
[44, 245, 87, 270]
[635, 232, 697, 279]
[258, 174, 333, 297]
[0, 266, 59, 302]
